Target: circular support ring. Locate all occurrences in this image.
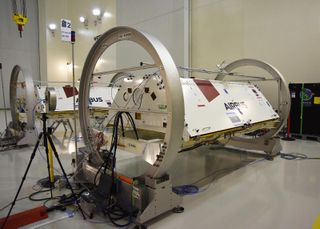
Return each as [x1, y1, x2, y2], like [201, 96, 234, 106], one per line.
[216, 58, 290, 137]
[45, 87, 57, 112]
[10, 65, 36, 130]
[79, 26, 185, 178]
[108, 72, 131, 87]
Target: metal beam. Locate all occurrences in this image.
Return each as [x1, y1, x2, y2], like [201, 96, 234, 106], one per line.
[92, 63, 159, 76]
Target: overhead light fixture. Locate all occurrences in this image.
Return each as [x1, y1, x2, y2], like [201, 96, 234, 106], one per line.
[92, 8, 101, 16]
[79, 16, 85, 23]
[48, 23, 57, 36]
[79, 16, 88, 28]
[92, 8, 102, 26]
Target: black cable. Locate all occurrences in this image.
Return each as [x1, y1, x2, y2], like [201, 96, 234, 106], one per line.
[107, 212, 132, 228]
[106, 112, 134, 227]
[120, 115, 125, 137]
[22, 0, 27, 17]
[11, 0, 17, 14]
[279, 152, 320, 160]
[36, 175, 61, 188]
[125, 112, 139, 140]
[58, 193, 80, 205]
[89, 111, 138, 227]
[42, 191, 86, 213]
[93, 161, 105, 186]
[28, 189, 53, 201]
[105, 205, 133, 227]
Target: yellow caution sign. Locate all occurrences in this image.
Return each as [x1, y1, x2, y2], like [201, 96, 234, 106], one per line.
[312, 214, 320, 229]
[314, 97, 320, 105]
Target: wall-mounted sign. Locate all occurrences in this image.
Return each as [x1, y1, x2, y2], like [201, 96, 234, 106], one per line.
[61, 19, 71, 42]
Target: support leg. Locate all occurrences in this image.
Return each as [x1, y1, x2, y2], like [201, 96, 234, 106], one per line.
[62, 120, 68, 132]
[67, 120, 73, 132]
[46, 134, 86, 219]
[43, 130, 53, 198]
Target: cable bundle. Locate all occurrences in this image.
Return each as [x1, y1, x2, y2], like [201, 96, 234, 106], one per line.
[92, 111, 139, 227]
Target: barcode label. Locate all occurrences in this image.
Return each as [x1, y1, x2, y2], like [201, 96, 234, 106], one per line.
[229, 115, 241, 123]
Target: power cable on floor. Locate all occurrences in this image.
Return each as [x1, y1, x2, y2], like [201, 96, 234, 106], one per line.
[279, 152, 320, 160]
[173, 157, 267, 195]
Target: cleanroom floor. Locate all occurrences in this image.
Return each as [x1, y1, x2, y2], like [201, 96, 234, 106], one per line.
[0, 111, 320, 229]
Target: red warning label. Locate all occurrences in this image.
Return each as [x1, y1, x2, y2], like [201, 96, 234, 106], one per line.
[194, 79, 220, 102]
[63, 85, 78, 98]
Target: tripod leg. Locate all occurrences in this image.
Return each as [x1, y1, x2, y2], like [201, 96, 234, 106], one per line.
[46, 135, 86, 220]
[43, 133, 53, 198]
[1, 132, 43, 229]
[67, 119, 73, 132]
[62, 120, 68, 132]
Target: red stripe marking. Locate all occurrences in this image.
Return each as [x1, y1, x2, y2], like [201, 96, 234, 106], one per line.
[63, 85, 79, 98]
[194, 79, 220, 102]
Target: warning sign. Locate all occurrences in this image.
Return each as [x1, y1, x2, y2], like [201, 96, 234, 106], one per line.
[314, 97, 320, 105]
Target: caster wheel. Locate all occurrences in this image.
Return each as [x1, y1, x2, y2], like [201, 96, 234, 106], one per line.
[173, 206, 184, 213]
[264, 154, 274, 161]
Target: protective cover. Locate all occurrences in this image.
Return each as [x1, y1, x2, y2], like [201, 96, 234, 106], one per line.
[182, 78, 278, 137]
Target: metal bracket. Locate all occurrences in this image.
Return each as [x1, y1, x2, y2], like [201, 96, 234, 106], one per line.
[225, 136, 282, 156]
[136, 176, 182, 224]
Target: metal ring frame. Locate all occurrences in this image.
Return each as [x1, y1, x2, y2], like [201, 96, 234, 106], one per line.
[45, 87, 57, 112]
[10, 65, 36, 130]
[108, 72, 131, 87]
[79, 27, 185, 178]
[216, 58, 290, 138]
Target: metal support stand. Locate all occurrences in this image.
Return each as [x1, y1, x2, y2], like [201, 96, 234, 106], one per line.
[50, 119, 73, 133]
[0, 63, 8, 129]
[1, 113, 85, 229]
[136, 175, 182, 225]
[281, 115, 295, 141]
[71, 34, 78, 165]
[225, 136, 282, 156]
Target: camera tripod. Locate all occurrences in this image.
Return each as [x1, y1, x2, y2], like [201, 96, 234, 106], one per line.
[1, 113, 85, 229]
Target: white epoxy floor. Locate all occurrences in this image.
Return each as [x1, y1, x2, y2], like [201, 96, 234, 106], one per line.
[0, 112, 320, 228]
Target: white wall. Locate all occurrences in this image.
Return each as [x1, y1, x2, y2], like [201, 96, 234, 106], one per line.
[39, 0, 117, 83]
[191, 0, 320, 107]
[0, 0, 39, 108]
[191, 0, 320, 83]
[116, 0, 187, 69]
[39, 0, 186, 84]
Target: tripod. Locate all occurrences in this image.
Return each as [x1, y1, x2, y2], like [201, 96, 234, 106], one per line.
[1, 113, 85, 228]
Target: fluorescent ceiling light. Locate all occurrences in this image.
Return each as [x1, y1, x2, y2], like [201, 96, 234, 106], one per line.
[79, 16, 85, 23]
[92, 8, 101, 16]
[48, 23, 57, 30]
